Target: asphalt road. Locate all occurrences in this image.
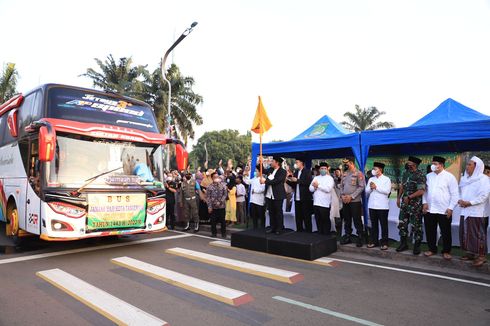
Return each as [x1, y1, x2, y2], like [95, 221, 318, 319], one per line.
[0, 230, 489, 326]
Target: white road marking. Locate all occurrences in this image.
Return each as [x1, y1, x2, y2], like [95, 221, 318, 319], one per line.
[0, 234, 192, 265]
[111, 256, 253, 306]
[37, 268, 167, 325]
[166, 247, 303, 284]
[324, 257, 490, 288]
[273, 296, 383, 326]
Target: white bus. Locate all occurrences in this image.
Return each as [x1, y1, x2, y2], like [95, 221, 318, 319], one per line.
[0, 84, 187, 241]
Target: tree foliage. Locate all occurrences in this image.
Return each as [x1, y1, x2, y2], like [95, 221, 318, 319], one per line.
[341, 105, 395, 132]
[0, 63, 19, 103]
[82, 55, 203, 145]
[189, 130, 252, 170]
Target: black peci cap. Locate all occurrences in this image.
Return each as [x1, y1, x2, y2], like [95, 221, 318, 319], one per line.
[408, 156, 422, 165]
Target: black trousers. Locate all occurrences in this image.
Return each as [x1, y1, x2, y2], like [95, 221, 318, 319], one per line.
[210, 208, 226, 236]
[250, 203, 265, 229]
[369, 209, 389, 246]
[341, 201, 363, 236]
[294, 200, 313, 232]
[314, 206, 331, 235]
[267, 198, 284, 232]
[166, 200, 175, 228]
[425, 212, 452, 254]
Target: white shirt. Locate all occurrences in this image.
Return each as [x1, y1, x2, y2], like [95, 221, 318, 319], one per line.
[249, 177, 265, 206]
[309, 174, 334, 208]
[365, 174, 391, 210]
[265, 168, 278, 200]
[422, 170, 459, 214]
[459, 176, 490, 218]
[295, 169, 302, 201]
[484, 176, 490, 217]
[236, 183, 246, 203]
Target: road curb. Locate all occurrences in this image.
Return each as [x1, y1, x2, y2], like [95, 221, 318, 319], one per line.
[194, 224, 490, 275]
[337, 243, 490, 275]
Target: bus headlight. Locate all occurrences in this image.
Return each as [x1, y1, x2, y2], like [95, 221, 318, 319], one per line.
[48, 202, 86, 218]
[147, 199, 165, 215]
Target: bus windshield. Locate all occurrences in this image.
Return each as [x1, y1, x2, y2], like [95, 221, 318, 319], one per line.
[47, 86, 159, 133]
[45, 136, 164, 189]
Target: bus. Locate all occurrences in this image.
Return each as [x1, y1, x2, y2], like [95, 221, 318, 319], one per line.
[0, 83, 188, 241]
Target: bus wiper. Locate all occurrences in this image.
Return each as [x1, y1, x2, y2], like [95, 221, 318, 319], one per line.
[70, 166, 123, 197]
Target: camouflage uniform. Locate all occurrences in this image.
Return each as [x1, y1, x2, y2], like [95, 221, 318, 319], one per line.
[398, 170, 426, 241]
[181, 178, 199, 230]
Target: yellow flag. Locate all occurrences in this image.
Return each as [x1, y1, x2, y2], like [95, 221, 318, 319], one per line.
[251, 96, 272, 135]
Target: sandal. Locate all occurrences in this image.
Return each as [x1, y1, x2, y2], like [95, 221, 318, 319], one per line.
[442, 253, 452, 261]
[367, 243, 376, 248]
[460, 254, 475, 261]
[380, 245, 388, 250]
[472, 257, 487, 267]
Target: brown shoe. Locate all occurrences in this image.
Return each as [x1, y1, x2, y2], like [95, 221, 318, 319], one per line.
[472, 257, 487, 267]
[424, 251, 435, 257]
[442, 253, 452, 260]
[460, 254, 475, 261]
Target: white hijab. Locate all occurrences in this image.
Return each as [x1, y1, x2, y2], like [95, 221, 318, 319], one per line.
[459, 156, 486, 188]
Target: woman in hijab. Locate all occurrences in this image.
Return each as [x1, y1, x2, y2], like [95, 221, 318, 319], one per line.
[458, 156, 490, 267]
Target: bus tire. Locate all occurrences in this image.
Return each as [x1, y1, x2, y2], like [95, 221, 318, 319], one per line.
[6, 200, 21, 245]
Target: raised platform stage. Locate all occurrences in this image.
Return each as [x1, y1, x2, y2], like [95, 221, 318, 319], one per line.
[230, 229, 337, 261]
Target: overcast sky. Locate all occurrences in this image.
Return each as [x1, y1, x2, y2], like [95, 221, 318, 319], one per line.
[1, 0, 489, 149]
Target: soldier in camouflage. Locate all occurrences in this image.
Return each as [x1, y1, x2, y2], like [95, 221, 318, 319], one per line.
[396, 156, 426, 255]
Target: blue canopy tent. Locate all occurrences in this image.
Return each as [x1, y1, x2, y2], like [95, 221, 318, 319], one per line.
[359, 98, 490, 166]
[358, 98, 490, 244]
[250, 115, 361, 174]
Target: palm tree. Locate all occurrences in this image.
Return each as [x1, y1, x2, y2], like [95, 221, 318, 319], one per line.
[144, 63, 203, 145]
[0, 63, 19, 103]
[341, 105, 395, 131]
[81, 55, 148, 100]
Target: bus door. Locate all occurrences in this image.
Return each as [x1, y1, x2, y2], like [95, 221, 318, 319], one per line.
[25, 139, 41, 234]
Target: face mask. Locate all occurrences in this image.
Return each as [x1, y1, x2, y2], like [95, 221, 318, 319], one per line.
[320, 170, 327, 176]
[166, 177, 173, 182]
[264, 164, 271, 170]
[430, 164, 437, 172]
[371, 169, 378, 176]
[293, 164, 298, 170]
[343, 164, 349, 171]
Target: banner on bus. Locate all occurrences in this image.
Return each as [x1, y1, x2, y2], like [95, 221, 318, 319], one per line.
[87, 193, 146, 230]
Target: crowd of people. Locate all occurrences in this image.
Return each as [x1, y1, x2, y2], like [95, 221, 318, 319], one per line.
[163, 155, 490, 267]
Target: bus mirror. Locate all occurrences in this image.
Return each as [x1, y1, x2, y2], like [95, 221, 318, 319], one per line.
[39, 125, 56, 162]
[7, 109, 18, 137]
[175, 143, 188, 171]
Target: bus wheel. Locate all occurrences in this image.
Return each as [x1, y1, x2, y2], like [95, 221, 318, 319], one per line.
[6, 202, 19, 237]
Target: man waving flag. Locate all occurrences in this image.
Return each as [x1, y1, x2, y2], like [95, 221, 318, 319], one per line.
[251, 96, 272, 176]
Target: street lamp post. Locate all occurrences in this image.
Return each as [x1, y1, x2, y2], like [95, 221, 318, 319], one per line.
[161, 22, 198, 171]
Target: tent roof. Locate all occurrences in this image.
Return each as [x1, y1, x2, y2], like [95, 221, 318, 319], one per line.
[411, 98, 489, 127]
[293, 115, 348, 140]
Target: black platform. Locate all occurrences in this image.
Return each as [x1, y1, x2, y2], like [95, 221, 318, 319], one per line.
[231, 229, 337, 260]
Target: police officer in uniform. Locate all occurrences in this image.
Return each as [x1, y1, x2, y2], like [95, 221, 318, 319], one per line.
[339, 157, 366, 247]
[396, 156, 426, 254]
[180, 172, 200, 232]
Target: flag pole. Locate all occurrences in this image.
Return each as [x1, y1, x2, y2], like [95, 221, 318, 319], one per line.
[259, 132, 263, 177]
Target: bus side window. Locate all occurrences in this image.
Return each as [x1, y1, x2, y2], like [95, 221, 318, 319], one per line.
[0, 115, 16, 146]
[17, 90, 42, 138]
